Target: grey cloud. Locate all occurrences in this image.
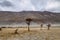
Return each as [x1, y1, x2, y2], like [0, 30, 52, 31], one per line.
[31, 0, 60, 12]
[0, 0, 60, 12]
[47, 7, 60, 12]
[55, 0, 60, 1]
[0, 0, 13, 7]
[31, 0, 48, 11]
[46, 0, 60, 12]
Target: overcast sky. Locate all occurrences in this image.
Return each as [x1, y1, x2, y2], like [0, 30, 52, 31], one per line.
[0, 0, 60, 12]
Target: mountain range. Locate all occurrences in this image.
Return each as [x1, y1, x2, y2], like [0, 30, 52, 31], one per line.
[0, 11, 60, 24]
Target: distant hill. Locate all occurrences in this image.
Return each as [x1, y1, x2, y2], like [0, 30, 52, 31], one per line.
[0, 11, 60, 24]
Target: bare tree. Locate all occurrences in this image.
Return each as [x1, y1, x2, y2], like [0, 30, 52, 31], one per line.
[26, 18, 32, 31]
[47, 24, 51, 30]
[40, 24, 43, 30]
[14, 29, 18, 34]
[0, 27, 2, 31]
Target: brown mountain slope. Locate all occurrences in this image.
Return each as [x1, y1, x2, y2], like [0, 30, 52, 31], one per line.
[0, 11, 60, 24]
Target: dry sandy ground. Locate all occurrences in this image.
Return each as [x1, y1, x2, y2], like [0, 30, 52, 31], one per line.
[0, 27, 60, 40]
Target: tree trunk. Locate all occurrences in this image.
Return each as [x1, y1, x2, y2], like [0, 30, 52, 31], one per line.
[28, 25, 30, 31]
[48, 27, 50, 30]
[14, 29, 18, 34]
[0, 28, 2, 31]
